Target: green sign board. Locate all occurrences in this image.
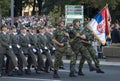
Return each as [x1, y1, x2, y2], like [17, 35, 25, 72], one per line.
[65, 5, 84, 25]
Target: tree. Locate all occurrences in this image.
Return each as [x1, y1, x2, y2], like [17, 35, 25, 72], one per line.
[14, 0, 22, 16]
[37, 0, 43, 15]
[0, 0, 10, 16]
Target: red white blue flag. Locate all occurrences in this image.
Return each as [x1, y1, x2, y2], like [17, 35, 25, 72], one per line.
[87, 5, 111, 45]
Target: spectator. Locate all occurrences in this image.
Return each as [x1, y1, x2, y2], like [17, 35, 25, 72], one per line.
[111, 23, 120, 43]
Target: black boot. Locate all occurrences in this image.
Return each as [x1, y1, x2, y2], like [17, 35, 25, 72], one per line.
[53, 70, 60, 78]
[89, 64, 97, 71]
[69, 64, 76, 77]
[16, 69, 23, 75]
[78, 69, 84, 76]
[89, 67, 97, 71]
[50, 67, 54, 71]
[44, 67, 49, 73]
[7, 71, 14, 76]
[0, 73, 1, 77]
[59, 66, 65, 69]
[25, 69, 31, 75]
[96, 68, 104, 73]
[35, 68, 41, 74]
[69, 72, 77, 77]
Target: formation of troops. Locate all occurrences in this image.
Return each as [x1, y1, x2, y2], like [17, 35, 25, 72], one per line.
[0, 19, 104, 78]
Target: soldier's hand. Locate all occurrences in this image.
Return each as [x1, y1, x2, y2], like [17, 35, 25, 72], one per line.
[17, 44, 20, 48]
[28, 44, 31, 47]
[60, 43, 64, 46]
[76, 33, 86, 39]
[33, 48, 37, 53]
[81, 34, 86, 39]
[9, 45, 12, 49]
[52, 47, 56, 50]
[76, 33, 80, 37]
[40, 49, 43, 53]
[64, 32, 69, 37]
[44, 46, 48, 50]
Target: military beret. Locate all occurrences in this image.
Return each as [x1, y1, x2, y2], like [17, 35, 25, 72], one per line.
[73, 19, 80, 25]
[83, 21, 89, 27]
[1, 25, 7, 30]
[57, 20, 65, 25]
[11, 26, 16, 30]
[20, 27, 26, 30]
[29, 27, 36, 30]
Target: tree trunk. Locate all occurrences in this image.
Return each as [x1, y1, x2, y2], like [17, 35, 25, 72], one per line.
[37, 0, 43, 15]
[32, 0, 36, 15]
[14, 0, 22, 16]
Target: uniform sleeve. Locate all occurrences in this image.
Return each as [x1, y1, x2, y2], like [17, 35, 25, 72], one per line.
[52, 30, 57, 39]
[0, 34, 9, 47]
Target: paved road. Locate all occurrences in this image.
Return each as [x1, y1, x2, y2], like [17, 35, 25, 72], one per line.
[0, 60, 120, 81]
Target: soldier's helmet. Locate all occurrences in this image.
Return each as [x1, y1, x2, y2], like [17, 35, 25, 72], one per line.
[83, 21, 89, 27]
[73, 19, 80, 26]
[20, 26, 26, 30]
[1, 25, 7, 30]
[57, 20, 65, 26]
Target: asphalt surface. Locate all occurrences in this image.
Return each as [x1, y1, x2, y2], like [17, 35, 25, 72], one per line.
[0, 60, 120, 81]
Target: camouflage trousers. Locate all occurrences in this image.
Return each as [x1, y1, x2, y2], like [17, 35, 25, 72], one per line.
[79, 45, 99, 69]
[72, 45, 93, 69]
[54, 46, 76, 71]
[87, 45, 100, 67]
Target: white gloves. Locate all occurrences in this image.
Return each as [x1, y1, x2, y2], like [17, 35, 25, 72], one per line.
[52, 47, 56, 50]
[17, 44, 20, 48]
[40, 49, 43, 53]
[28, 44, 31, 47]
[44, 46, 48, 50]
[9, 45, 12, 48]
[33, 48, 37, 53]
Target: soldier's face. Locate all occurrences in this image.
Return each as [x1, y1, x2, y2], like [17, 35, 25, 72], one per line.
[60, 22, 65, 28]
[75, 21, 81, 27]
[2, 27, 8, 32]
[41, 29, 45, 33]
[12, 28, 16, 33]
[32, 29, 36, 34]
[21, 29, 26, 34]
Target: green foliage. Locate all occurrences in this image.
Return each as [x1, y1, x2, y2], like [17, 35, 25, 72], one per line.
[0, 0, 10, 16]
[0, 0, 120, 21]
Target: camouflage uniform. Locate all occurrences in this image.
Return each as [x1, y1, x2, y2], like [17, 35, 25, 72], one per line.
[53, 26, 76, 78]
[70, 19, 97, 76]
[80, 27, 104, 73]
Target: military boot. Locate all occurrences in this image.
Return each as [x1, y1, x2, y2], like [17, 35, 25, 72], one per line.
[69, 72, 77, 77]
[69, 64, 77, 77]
[78, 69, 84, 76]
[96, 66, 104, 73]
[88, 64, 97, 71]
[53, 70, 60, 78]
[96, 69, 104, 73]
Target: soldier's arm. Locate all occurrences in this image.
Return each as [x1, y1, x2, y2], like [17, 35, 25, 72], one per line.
[0, 34, 9, 47]
[52, 29, 64, 46]
[76, 33, 86, 39]
[19, 35, 28, 47]
[81, 40, 91, 44]
[52, 38, 64, 46]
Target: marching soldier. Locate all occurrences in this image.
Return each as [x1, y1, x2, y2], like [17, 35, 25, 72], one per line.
[19, 27, 38, 74]
[10, 27, 29, 75]
[0, 25, 19, 76]
[44, 27, 56, 71]
[52, 20, 76, 78]
[70, 19, 97, 76]
[28, 27, 44, 73]
[37, 27, 53, 73]
[45, 26, 56, 55]
[79, 22, 104, 74]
